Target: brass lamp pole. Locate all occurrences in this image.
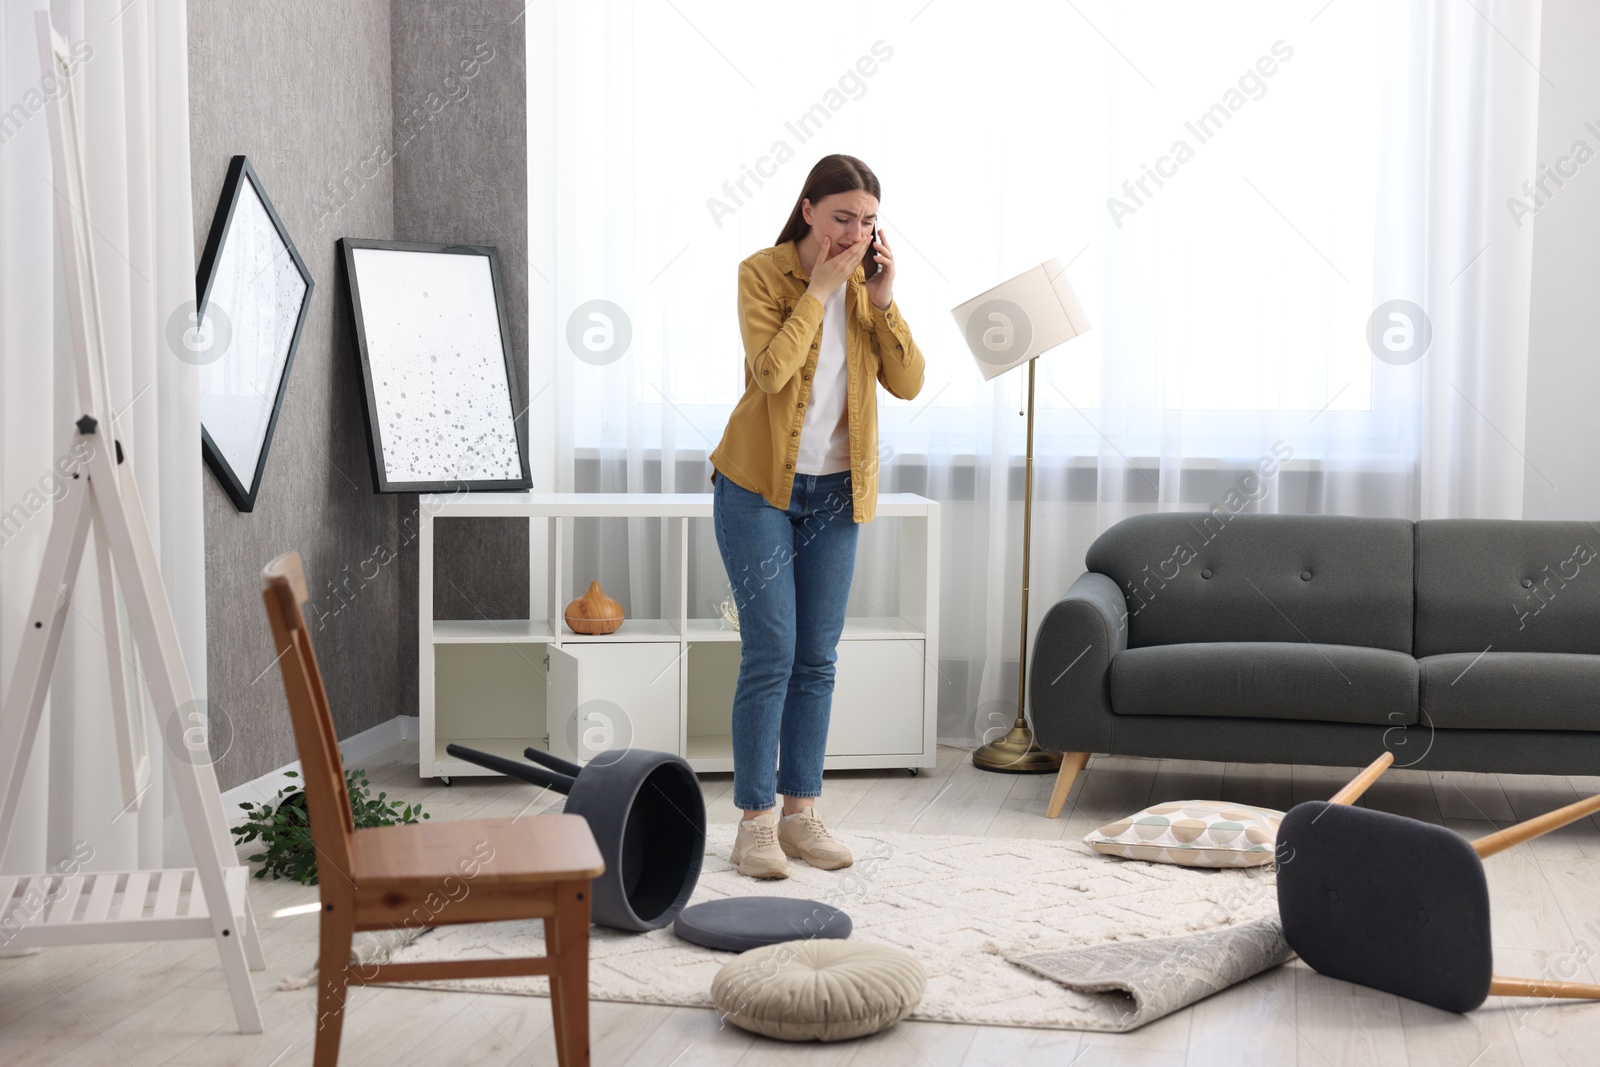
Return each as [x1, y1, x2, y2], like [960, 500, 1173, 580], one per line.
[952, 258, 1091, 773]
[971, 359, 1060, 772]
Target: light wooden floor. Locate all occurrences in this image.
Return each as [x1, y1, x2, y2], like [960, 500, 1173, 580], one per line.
[4, 742, 1600, 1066]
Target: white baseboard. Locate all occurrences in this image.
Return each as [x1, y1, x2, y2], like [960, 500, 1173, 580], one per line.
[221, 715, 418, 825]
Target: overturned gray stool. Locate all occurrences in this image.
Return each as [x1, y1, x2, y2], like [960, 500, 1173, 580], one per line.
[446, 744, 705, 932]
[674, 897, 852, 952]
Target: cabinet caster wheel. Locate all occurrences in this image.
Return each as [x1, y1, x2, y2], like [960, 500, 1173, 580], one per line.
[440, 776, 453, 786]
[907, 768, 919, 777]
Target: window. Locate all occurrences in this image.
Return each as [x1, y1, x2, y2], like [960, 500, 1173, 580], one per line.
[550, 1, 1413, 463]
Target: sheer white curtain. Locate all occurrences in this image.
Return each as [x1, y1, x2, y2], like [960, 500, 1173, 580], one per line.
[533, 1, 1542, 744]
[1, 0, 200, 882]
[1411, 0, 1542, 518]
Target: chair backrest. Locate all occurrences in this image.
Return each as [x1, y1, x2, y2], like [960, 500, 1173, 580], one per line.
[1084, 512, 1415, 652]
[261, 551, 356, 886]
[1276, 801, 1493, 1012]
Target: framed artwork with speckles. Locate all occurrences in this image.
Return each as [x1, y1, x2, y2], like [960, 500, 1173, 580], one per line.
[195, 155, 314, 512]
[338, 238, 531, 493]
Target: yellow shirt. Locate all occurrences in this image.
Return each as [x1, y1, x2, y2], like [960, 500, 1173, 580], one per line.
[708, 240, 926, 523]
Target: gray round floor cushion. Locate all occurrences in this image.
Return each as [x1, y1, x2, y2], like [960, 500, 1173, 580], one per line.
[711, 940, 926, 1042]
[673, 896, 852, 952]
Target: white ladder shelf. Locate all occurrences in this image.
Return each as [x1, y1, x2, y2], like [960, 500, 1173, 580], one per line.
[0, 866, 252, 949]
[0, 14, 264, 1033]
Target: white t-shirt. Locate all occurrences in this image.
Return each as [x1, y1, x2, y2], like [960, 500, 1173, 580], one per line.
[794, 284, 851, 475]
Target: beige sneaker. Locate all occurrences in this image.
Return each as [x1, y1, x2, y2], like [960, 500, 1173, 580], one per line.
[778, 809, 854, 870]
[731, 812, 789, 879]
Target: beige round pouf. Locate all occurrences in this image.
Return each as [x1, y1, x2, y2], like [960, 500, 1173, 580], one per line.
[710, 939, 926, 1042]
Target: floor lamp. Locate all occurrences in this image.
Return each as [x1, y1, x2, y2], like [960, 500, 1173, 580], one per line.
[951, 259, 1092, 772]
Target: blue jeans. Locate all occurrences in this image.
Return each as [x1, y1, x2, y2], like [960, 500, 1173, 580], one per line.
[713, 469, 859, 812]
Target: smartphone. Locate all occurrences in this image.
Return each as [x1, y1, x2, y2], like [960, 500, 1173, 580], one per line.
[863, 227, 881, 281]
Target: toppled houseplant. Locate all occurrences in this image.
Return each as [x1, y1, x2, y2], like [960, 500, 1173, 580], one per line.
[231, 768, 429, 885]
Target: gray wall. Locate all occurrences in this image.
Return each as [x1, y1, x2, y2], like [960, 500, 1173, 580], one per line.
[189, 0, 397, 788]
[389, 1, 533, 727]
[1523, 0, 1600, 521]
[189, 1, 530, 789]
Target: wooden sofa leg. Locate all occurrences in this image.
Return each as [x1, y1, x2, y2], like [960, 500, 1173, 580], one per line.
[1046, 752, 1090, 819]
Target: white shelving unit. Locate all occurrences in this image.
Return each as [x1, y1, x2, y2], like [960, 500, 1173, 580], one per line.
[418, 492, 940, 780]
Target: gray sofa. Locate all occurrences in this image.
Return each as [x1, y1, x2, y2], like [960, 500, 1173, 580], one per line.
[1029, 511, 1600, 816]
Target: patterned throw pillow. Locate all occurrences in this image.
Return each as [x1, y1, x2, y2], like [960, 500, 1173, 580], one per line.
[1083, 800, 1283, 867]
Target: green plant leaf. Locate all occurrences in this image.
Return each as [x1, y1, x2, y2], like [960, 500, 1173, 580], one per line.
[231, 760, 429, 884]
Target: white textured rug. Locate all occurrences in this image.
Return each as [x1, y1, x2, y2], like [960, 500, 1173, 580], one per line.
[373, 824, 1279, 1030]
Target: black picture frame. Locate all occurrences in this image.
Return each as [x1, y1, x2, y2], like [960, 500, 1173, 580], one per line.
[337, 237, 532, 494]
[194, 154, 314, 513]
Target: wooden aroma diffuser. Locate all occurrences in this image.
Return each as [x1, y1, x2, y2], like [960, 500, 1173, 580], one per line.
[565, 580, 623, 634]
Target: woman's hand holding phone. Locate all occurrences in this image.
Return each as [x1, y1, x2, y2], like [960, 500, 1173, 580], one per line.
[863, 228, 894, 311]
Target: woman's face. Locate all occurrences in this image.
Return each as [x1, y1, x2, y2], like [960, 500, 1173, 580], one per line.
[802, 190, 879, 261]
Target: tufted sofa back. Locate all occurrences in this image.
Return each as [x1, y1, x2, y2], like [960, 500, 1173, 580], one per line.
[1414, 519, 1600, 656]
[1084, 511, 1415, 652]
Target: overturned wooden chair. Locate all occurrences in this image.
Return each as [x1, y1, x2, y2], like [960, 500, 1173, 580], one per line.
[1278, 750, 1600, 1012]
[261, 552, 605, 1066]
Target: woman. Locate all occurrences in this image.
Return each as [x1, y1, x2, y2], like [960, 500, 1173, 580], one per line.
[707, 154, 926, 879]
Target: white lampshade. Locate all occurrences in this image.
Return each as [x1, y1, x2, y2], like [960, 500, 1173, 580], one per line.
[951, 258, 1091, 381]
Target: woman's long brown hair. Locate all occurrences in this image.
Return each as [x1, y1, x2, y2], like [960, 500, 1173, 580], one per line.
[774, 154, 882, 246]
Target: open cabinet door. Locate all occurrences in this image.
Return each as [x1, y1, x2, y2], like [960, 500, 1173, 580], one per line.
[545, 643, 683, 764]
[545, 645, 581, 762]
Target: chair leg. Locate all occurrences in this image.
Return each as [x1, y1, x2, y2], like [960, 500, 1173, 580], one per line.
[1046, 752, 1090, 819]
[1474, 790, 1600, 859]
[1490, 974, 1600, 999]
[314, 910, 355, 1067]
[1328, 751, 1395, 806]
[546, 880, 592, 1067]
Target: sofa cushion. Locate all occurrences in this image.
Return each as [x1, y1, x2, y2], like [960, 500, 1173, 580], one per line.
[1415, 519, 1600, 656]
[1085, 512, 1414, 653]
[1419, 652, 1600, 732]
[1110, 642, 1418, 726]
